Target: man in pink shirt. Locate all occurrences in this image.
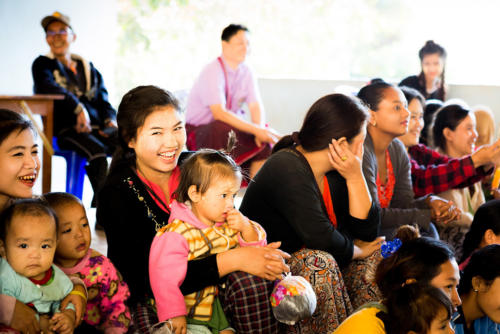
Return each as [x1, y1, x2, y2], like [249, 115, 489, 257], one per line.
[186, 24, 279, 178]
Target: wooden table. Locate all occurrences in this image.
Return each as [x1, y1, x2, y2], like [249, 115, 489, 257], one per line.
[0, 95, 63, 193]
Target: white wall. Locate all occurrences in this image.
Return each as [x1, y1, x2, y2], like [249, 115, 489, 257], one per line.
[258, 79, 364, 135]
[0, 0, 118, 104]
[259, 78, 500, 136]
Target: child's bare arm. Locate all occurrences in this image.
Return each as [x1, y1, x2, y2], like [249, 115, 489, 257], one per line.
[226, 209, 259, 242]
[50, 309, 75, 334]
[170, 315, 187, 334]
[61, 279, 87, 326]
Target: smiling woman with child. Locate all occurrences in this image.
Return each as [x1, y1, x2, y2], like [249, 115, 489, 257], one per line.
[97, 85, 289, 333]
[0, 109, 86, 333]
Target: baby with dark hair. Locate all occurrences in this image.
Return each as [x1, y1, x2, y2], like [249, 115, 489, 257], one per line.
[44, 192, 132, 333]
[0, 199, 76, 333]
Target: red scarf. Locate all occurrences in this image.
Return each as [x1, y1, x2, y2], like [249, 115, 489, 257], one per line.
[136, 167, 180, 214]
[376, 150, 395, 208]
[322, 176, 337, 227]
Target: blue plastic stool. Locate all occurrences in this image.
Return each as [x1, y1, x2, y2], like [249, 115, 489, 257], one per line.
[52, 138, 87, 199]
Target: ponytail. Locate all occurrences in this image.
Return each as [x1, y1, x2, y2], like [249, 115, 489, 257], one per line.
[272, 94, 368, 154]
[460, 200, 500, 263]
[272, 134, 296, 154]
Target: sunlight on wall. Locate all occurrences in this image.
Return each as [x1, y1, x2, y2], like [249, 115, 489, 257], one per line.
[115, 0, 500, 101]
[2, 0, 499, 107]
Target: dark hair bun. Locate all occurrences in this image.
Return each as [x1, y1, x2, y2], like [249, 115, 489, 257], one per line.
[419, 40, 446, 60]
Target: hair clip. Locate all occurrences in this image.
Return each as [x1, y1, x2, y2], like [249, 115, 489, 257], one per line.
[401, 278, 417, 287]
[381, 238, 402, 259]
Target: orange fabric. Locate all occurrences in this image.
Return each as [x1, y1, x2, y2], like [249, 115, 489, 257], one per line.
[322, 176, 337, 228]
[69, 63, 78, 75]
[376, 150, 395, 208]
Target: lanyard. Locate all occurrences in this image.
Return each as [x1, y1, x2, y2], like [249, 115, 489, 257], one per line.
[217, 57, 232, 110]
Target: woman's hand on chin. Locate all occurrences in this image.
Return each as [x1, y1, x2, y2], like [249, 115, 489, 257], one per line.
[328, 138, 364, 181]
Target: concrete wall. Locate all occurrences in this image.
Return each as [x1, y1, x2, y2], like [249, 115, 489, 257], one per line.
[259, 78, 500, 136]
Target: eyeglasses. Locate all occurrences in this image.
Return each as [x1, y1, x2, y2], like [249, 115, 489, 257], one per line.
[46, 29, 71, 37]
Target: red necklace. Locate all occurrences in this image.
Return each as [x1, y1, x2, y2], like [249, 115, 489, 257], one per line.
[376, 150, 395, 208]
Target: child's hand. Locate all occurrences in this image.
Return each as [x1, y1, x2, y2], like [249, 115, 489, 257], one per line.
[226, 208, 250, 232]
[50, 309, 75, 334]
[227, 209, 259, 242]
[170, 316, 187, 334]
[61, 283, 87, 326]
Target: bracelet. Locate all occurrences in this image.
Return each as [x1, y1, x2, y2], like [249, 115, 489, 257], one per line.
[70, 289, 87, 301]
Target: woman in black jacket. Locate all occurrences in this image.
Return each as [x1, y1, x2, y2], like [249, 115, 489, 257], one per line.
[97, 85, 289, 333]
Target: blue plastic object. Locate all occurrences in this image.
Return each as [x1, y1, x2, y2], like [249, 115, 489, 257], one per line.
[52, 138, 87, 199]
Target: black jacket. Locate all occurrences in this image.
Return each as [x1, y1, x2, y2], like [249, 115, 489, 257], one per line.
[240, 147, 380, 268]
[399, 75, 444, 101]
[32, 54, 116, 134]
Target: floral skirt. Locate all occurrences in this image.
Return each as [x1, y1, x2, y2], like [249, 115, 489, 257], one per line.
[342, 250, 383, 311]
[285, 248, 353, 333]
